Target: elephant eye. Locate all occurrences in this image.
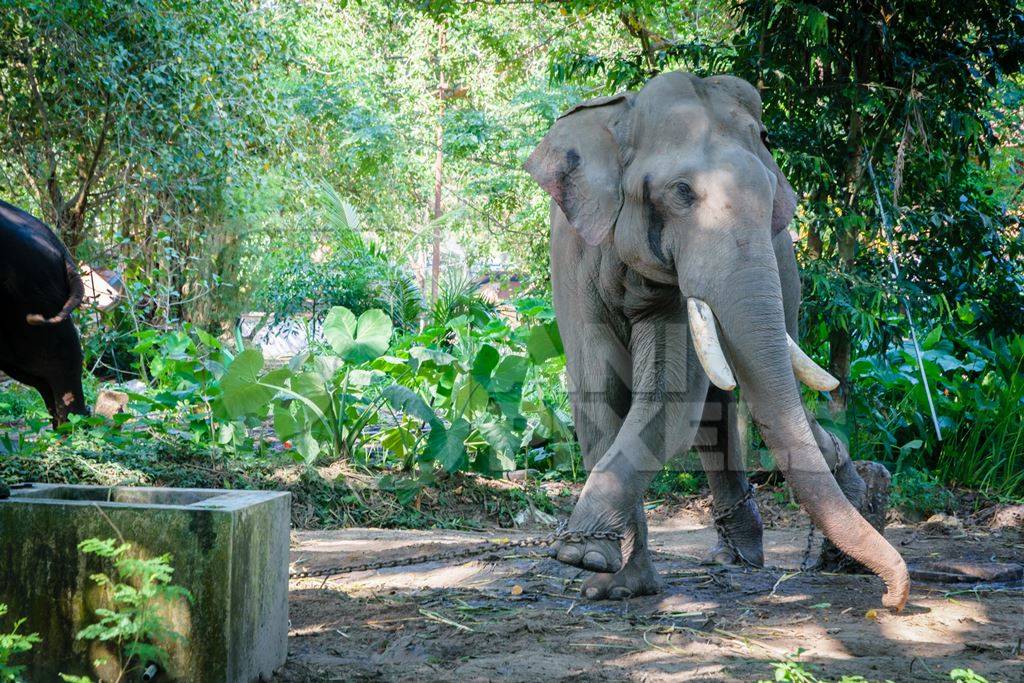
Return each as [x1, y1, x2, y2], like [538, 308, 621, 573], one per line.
[675, 181, 696, 205]
[760, 130, 772, 150]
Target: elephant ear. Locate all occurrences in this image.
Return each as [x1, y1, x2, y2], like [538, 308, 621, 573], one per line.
[755, 133, 797, 237]
[525, 94, 631, 246]
[769, 159, 797, 237]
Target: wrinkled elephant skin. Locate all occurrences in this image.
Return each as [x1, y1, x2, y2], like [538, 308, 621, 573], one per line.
[526, 72, 909, 610]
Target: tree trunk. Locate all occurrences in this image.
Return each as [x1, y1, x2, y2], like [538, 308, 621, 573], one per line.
[829, 46, 867, 415]
[430, 22, 447, 302]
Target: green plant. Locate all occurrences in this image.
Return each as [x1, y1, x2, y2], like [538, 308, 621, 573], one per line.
[428, 270, 498, 331]
[849, 324, 1024, 498]
[761, 650, 988, 683]
[760, 650, 877, 683]
[220, 306, 395, 463]
[249, 183, 424, 332]
[0, 604, 40, 682]
[890, 467, 955, 518]
[649, 471, 703, 498]
[76, 539, 193, 682]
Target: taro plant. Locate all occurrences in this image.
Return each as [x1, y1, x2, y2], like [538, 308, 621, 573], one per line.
[126, 323, 255, 450]
[218, 299, 577, 477]
[378, 303, 573, 477]
[219, 306, 396, 463]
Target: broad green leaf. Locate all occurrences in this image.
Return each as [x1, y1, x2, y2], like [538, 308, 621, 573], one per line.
[382, 385, 440, 426]
[490, 355, 528, 419]
[526, 321, 563, 364]
[323, 307, 392, 363]
[273, 402, 309, 441]
[220, 349, 273, 418]
[409, 346, 457, 369]
[289, 372, 330, 413]
[323, 306, 358, 348]
[293, 431, 321, 463]
[470, 344, 500, 387]
[478, 418, 519, 471]
[453, 376, 489, 416]
[426, 417, 470, 472]
[381, 423, 416, 460]
[922, 326, 942, 350]
[312, 355, 345, 382]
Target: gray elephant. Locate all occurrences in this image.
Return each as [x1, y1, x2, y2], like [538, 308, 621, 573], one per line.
[525, 72, 909, 611]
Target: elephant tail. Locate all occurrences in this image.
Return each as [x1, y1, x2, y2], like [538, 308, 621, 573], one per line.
[26, 253, 85, 326]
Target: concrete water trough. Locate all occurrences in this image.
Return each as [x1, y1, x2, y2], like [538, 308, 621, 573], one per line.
[0, 484, 290, 682]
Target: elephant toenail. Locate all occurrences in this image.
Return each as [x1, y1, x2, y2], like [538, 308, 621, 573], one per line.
[558, 545, 583, 564]
[584, 586, 600, 599]
[609, 587, 633, 600]
[582, 550, 609, 572]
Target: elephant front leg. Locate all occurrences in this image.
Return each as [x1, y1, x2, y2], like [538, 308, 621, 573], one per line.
[697, 387, 765, 567]
[581, 499, 661, 599]
[552, 313, 706, 575]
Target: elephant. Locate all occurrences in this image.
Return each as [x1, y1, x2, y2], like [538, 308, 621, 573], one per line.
[0, 199, 88, 429]
[525, 72, 909, 611]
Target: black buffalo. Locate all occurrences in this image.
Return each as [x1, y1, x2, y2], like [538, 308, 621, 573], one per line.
[0, 199, 87, 427]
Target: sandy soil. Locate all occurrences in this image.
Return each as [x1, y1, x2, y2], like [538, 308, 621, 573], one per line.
[280, 508, 1023, 682]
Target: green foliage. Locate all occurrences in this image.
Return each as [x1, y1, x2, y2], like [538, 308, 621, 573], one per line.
[889, 467, 955, 518]
[847, 326, 1024, 497]
[762, 650, 991, 683]
[0, 0, 1022, 510]
[0, 604, 40, 682]
[76, 538, 192, 677]
[218, 301, 574, 482]
[246, 184, 425, 331]
[220, 307, 394, 463]
[649, 471, 703, 499]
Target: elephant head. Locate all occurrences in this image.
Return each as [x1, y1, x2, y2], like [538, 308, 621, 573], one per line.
[526, 72, 908, 610]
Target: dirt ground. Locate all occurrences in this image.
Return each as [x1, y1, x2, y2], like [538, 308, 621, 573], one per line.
[280, 505, 1023, 682]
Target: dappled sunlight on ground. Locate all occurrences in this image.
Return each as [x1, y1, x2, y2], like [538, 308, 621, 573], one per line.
[281, 511, 1024, 682]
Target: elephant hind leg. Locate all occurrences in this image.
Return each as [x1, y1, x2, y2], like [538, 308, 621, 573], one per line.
[696, 387, 765, 567]
[806, 413, 891, 572]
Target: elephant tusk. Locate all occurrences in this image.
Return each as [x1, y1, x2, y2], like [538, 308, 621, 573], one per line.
[687, 298, 736, 391]
[787, 334, 840, 391]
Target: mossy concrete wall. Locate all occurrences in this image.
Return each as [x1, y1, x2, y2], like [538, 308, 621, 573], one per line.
[0, 484, 289, 682]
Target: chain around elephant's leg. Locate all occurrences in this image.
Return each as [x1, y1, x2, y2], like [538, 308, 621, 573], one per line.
[580, 500, 661, 600]
[697, 387, 765, 567]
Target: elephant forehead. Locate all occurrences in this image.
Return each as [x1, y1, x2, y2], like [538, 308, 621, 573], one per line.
[633, 100, 760, 157]
[702, 74, 763, 119]
[633, 75, 762, 150]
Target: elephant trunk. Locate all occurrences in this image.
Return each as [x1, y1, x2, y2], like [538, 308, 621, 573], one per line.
[694, 262, 909, 611]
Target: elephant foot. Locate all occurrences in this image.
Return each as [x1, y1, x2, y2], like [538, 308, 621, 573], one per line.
[581, 550, 661, 600]
[702, 538, 764, 567]
[703, 489, 765, 567]
[549, 477, 629, 573]
[549, 528, 623, 573]
[816, 460, 892, 572]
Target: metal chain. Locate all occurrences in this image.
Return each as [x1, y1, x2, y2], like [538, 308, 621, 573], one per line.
[293, 447, 865, 583]
[712, 484, 759, 568]
[288, 527, 623, 582]
[800, 430, 849, 571]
